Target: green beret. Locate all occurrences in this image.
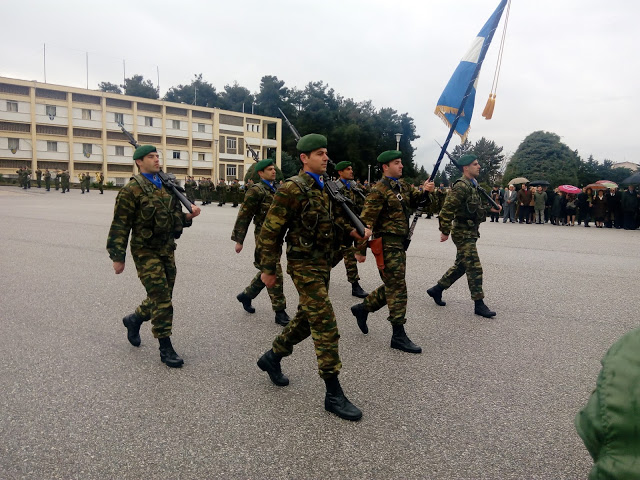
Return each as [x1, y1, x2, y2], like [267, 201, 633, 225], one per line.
[335, 161, 352, 171]
[133, 145, 157, 160]
[377, 150, 402, 164]
[297, 134, 327, 153]
[255, 159, 274, 172]
[457, 153, 477, 166]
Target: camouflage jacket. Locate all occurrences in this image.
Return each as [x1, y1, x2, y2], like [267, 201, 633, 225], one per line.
[231, 180, 276, 244]
[438, 177, 486, 237]
[216, 182, 227, 193]
[257, 173, 345, 274]
[229, 182, 240, 194]
[334, 179, 367, 249]
[360, 177, 429, 239]
[44, 171, 51, 180]
[106, 174, 191, 262]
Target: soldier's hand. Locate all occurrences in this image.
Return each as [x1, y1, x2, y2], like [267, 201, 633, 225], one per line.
[261, 273, 277, 289]
[235, 242, 243, 253]
[186, 205, 201, 220]
[440, 233, 449, 243]
[423, 180, 436, 192]
[355, 253, 366, 263]
[350, 227, 372, 241]
[113, 261, 125, 274]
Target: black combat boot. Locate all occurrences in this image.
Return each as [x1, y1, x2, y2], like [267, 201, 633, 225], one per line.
[351, 281, 368, 298]
[474, 299, 496, 318]
[122, 312, 143, 347]
[324, 375, 362, 421]
[158, 337, 184, 368]
[274, 309, 290, 326]
[257, 350, 289, 386]
[390, 324, 422, 354]
[350, 303, 369, 334]
[427, 284, 446, 306]
[236, 292, 256, 313]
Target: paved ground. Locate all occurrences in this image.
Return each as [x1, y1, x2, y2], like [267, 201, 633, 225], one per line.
[1, 184, 638, 479]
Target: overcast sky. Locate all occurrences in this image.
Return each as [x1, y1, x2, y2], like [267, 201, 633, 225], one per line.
[1, 0, 637, 172]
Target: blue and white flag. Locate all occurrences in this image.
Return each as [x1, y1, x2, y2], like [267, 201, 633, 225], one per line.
[434, 0, 508, 142]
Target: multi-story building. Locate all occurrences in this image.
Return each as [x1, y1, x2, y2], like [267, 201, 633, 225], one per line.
[0, 76, 282, 186]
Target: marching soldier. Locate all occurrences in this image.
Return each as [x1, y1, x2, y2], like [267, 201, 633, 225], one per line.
[16, 167, 24, 188]
[96, 171, 104, 194]
[350, 150, 434, 354]
[426, 153, 498, 318]
[229, 178, 240, 207]
[54, 170, 61, 191]
[216, 178, 227, 206]
[25, 167, 32, 188]
[85, 172, 91, 192]
[184, 176, 196, 204]
[256, 134, 371, 421]
[60, 170, 70, 193]
[44, 169, 51, 191]
[36, 168, 42, 188]
[333, 161, 369, 298]
[79, 173, 86, 193]
[232, 159, 290, 326]
[107, 145, 201, 368]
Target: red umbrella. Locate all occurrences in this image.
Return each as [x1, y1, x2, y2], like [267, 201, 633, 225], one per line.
[586, 183, 608, 191]
[558, 185, 581, 194]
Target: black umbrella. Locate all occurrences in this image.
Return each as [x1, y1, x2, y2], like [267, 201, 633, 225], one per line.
[529, 180, 550, 186]
[621, 172, 640, 184]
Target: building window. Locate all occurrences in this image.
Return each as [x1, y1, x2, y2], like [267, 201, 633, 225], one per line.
[83, 144, 93, 157]
[172, 120, 180, 129]
[114, 112, 124, 124]
[172, 151, 181, 159]
[226, 165, 237, 178]
[227, 137, 237, 150]
[7, 101, 18, 112]
[46, 105, 57, 117]
[8, 138, 19, 152]
[47, 141, 58, 152]
[198, 153, 205, 161]
[115, 145, 125, 156]
[145, 116, 153, 127]
[246, 124, 260, 133]
[198, 123, 205, 133]
[82, 109, 91, 120]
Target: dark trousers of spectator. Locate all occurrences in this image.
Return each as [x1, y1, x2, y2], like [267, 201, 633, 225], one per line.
[623, 212, 636, 230]
[519, 205, 530, 223]
[502, 203, 516, 223]
[578, 209, 590, 226]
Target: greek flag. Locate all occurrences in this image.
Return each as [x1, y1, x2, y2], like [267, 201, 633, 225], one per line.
[434, 0, 508, 142]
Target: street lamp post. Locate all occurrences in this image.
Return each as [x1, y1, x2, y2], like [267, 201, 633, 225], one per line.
[367, 164, 371, 184]
[395, 133, 402, 151]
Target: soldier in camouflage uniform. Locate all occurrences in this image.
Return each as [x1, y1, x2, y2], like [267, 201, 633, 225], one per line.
[232, 160, 290, 326]
[427, 154, 497, 318]
[216, 179, 227, 206]
[256, 134, 371, 421]
[351, 150, 435, 354]
[106, 145, 201, 367]
[85, 172, 91, 192]
[60, 170, 70, 193]
[184, 176, 196, 204]
[333, 161, 369, 298]
[80, 173, 86, 194]
[96, 171, 104, 194]
[229, 178, 240, 207]
[36, 168, 42, 188]
[54, 170, 61, 190]
[44, 169, 51, 191]
[25, 167, 32, 188]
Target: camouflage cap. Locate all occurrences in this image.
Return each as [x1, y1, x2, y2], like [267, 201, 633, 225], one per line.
[133, 145, 157, 160]
[296, 134, 327, 153]
[458, 153, 478, 166]
[255, 159, 274, 172]
[377, 150, 402, 164]
[335, 161, 352, 171]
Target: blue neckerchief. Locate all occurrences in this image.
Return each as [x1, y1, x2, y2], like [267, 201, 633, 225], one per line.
[305, 172, 324, 189]
[261, 179, 276, 192]
[340, 179, 351, 190]
[141, 173, 162, 189]
[385, 176, 399, 182]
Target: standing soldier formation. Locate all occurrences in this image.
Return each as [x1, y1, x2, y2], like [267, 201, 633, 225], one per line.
[232, 159, 290, 326]
[350, 150, 435, 354]
[96, 171, 104, 194]
[229, 178, 240, 207]
[44, 169, 51, 191]
[333, 161, 369, 299]
[60, 170, 70, 193]
[427, 153, 497, 318]
[107, 145, 201, 368]
[216, 179, 227, 206]
[256, 134, 371, 421]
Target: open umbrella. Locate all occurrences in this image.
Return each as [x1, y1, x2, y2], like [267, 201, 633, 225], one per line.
[585, 183, 608, 191]
[508, 176, 529, 185]
[529, 180, 550, 187]
[621, 172, 640, 184]
[596, 180, 618, 189]
[558, 184, 581, 194]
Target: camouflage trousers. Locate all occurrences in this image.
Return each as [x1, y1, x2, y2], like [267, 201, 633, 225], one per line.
[272, 259, 341, 379]
[244, 258, 286, 311]
[331, 246, 360, 284]
[437, 232, 484, 300]
[363, 239, 407, 325]
[132, 249, 177, 338]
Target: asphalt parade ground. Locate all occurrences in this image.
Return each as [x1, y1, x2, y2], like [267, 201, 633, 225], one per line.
[1, 185, 639, 479]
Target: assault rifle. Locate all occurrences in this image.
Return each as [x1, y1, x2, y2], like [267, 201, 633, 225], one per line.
[278, 108, 366, 237]
[246, 142, 260, 163]
[117, 123, 193, 213]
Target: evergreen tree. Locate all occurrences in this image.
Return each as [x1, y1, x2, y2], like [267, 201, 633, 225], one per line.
[98, 82, 122, 94]
[121, 75, 159, 99]
[164, 74, 220, 107]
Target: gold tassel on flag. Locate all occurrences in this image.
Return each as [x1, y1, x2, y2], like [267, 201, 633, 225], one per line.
[482, 94, 496, 119]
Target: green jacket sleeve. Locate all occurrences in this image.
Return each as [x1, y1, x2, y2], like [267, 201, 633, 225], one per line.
[438, 183, 465, 236]
[106, 187, 135, 262]
[231, 186, 261, 244]
[257, 183, 297, 275]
